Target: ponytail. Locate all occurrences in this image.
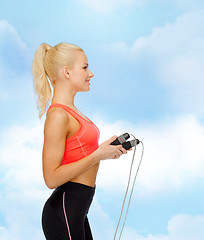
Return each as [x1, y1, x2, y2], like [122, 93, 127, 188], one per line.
[32, 43, 52, 118]
[32, 42, 84, 118]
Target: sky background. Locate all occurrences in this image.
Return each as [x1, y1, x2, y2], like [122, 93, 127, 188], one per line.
[0, 0, 204, 239]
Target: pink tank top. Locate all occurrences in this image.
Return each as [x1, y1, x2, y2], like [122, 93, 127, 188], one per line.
[47, 103, 100, 165]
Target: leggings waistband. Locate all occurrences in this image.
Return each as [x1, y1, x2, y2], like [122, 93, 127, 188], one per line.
[58, 181, 95, 194]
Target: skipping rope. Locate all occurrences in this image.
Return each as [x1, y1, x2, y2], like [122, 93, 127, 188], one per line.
[113, 134, 144, 240]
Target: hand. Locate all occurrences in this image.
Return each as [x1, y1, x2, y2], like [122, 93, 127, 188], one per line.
[94, 136, 128, 161]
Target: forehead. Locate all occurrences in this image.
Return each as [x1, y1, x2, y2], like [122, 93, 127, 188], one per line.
[74, 51, 88, 65]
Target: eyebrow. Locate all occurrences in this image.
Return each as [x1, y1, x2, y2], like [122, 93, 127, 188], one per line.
[83, 63, 88, 66]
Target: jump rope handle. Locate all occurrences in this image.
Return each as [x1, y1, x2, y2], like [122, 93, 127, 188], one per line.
[110, 133, 140, 150]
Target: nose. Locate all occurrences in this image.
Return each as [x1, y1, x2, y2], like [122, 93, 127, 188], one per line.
[89, 69, 94, 78]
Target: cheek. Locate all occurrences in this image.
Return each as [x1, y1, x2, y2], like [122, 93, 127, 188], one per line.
[81, 70, 88, 79]
[72, 71, 81, 81]
[70, 70, 87, 83]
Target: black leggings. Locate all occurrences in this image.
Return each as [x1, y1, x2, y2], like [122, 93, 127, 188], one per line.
[42, 182, 95, 240]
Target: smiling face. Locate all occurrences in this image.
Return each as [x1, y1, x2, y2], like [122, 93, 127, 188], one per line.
[68, 51, 94, 92]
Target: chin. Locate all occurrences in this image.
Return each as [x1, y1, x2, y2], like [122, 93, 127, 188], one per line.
[79, 87, 90, 92]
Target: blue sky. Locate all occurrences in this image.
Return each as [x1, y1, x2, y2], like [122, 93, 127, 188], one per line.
[0, 0, 204, 239]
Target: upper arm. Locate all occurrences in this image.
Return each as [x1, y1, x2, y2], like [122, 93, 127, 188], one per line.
[42, 108, 69, 182]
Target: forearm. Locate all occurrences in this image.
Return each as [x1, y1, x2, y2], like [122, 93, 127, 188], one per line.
[43, 151, 100, 189]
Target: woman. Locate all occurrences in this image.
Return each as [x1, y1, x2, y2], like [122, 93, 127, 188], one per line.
[32, 42, 127, 240]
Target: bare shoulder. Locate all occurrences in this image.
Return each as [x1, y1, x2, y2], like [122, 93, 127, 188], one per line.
[44, 107, 70, 138]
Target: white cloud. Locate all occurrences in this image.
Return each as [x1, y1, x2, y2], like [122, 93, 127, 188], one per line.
[0, 20, 31, 74]
[78, 0, 204, 13]
[0, 20, 32, 102]
[91, 198, 204, 240]
[0, 20, 27, 49]
[169, 0, 204, 10]
[94, 114, 204, 195]
[90, 197, 115, 239]
[167, 214, 204, 240]
[104, 9, 204, 115]
[78, 0, 150, 13]
[122, 214, 204, 240]
[118, 214, 204, 240]
[0, 123, 49, 240]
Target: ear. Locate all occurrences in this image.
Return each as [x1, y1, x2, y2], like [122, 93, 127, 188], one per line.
[63, 66, 70, 79]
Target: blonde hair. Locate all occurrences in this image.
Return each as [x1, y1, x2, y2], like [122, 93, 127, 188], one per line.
[32, 42, 84, 118]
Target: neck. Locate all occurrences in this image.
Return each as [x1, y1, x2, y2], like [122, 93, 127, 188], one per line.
[51, 83, 77, 108]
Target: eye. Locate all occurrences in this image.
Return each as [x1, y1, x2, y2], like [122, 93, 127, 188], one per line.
[83, 64, 88, 70]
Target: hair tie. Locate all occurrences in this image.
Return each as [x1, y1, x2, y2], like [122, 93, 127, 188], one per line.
[46, 45, 51, 52]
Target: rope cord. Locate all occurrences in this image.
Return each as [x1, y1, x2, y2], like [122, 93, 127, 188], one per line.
[113, 134, 144, 240]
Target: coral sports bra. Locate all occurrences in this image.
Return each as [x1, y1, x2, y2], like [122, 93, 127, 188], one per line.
[47, 103, 100, 165]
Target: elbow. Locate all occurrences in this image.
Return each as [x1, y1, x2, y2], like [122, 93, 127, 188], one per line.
[44, 175, 58, 189]
[46, 182, 56, 190]
[45, 179, 56, 189]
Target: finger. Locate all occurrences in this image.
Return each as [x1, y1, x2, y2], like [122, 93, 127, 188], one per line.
[116, 149, 123, 157]
[113, 154, 118, 159]
[107, 135, 117, 145]
[113, 151, 120, 159]
[120, 147, 127, 154]
[116, 145, 127, 154]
